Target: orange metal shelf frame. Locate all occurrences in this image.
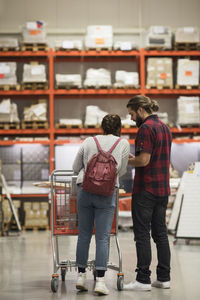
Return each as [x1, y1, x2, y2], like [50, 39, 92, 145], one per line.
[0, 48, 200, 177]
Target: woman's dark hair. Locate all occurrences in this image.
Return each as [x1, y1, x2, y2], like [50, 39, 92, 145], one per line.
[127, 95, 159, 114]
[101, 114, 122, 136]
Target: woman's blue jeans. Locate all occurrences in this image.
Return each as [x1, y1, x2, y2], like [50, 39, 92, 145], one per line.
[76, 185, 115, 271]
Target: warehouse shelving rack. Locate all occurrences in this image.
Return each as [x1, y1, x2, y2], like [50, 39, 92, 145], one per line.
[0, 48, 200, 178]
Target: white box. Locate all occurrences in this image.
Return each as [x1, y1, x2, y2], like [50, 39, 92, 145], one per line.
[177, 59, 199, 86]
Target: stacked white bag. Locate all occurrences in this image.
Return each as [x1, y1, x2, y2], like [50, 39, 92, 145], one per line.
[56, 74, 82, 88]
[84, 105, 108, 127]
[0, 62, 17, 86]
[23, 64, 47, 83]
[84, 68, 111, 88]
[177, 96, 200, 125]
[177, 59, 199, 86]
[23, 101, 47, 121]
[0, 99, 19, 122]
[85, 25, 113, 49]
[55, 40, 82, 51]
[114, 71, 139, 88]
[22, 21, 47, 43]
[0, 38, 19, 50]
[113, 41, 137, 51]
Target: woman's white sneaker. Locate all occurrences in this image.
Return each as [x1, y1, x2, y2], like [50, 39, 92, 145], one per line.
[123, 280, 151, 291]
[76, 272, 88, 291]
[152, 280, 170, 289]
[94, 277, 109, 295]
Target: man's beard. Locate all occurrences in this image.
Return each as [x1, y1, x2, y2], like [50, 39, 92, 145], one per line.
[136, 114, 143, 127]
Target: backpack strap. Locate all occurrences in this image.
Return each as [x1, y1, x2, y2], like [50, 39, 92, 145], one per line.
[93, 136, 121, 153]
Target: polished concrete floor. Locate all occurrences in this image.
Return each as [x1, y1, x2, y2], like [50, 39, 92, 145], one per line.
[0, 230, 200, 300]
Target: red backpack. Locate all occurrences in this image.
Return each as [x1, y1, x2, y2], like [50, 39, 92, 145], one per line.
[82, 136, 121, 196]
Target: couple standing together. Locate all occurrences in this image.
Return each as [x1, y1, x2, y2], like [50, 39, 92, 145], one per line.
[72, 95, 172, 295]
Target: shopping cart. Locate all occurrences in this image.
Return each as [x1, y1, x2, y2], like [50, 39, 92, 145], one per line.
[50, 169, 124, 292]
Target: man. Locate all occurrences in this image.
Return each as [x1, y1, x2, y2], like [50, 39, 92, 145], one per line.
[124, 95, 172, 291]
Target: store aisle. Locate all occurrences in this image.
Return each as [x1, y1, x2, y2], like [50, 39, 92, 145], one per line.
[0, 230, 200, 300]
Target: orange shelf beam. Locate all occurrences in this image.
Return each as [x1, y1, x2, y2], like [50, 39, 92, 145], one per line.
[0, 140, 50, 145]
[0, 51, 50, 57]
[0, 90, 50, 96]
[145, 89, 200, 95]
[0, 129, 50, 135]
[143, 49, 200, 56]
[54, 50, 140, 57]
[54, 88, 141, 96]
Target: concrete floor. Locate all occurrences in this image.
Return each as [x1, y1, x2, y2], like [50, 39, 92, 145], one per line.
[0, 230, 200, 300]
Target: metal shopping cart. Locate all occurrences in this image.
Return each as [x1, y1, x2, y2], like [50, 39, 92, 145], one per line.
[50, 169, 124, 292]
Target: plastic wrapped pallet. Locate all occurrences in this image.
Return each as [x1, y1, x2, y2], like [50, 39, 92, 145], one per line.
[144, 26, 172, 49]
[114, 71, 139, 88]
[84, 105, 108, 127]
[175, 27, 200, 43]
[23, 102, 47, 121]
[22, 21, 47, 43]
[157, 112, 169, 124]
[22, 64, 46, 83]
[177, 96, 200, 125]
[113, 41, 137, 51]
[0, 38, 19, 50]
[83, 68, 111, 88]
[0, 62, 17, 85]
[58, 119, 82, 126]
[55, 74, 82, 88]
[146, 58, 173, 88]
[121, 114, 136, 127]
[177, 59, 199, 87]
[85, 25, 113, 49]
[0, 99, 19, 122]
[55, 40, 82, 51]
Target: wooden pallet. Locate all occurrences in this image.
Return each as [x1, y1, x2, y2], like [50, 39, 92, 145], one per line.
[122, 124, 135, 128]
[115, 85, 140, 89]
[55, 47, 81, 52]
[175, 84, 200, 90]
[84, 124, 101, 128]
[55, 123, 82, 129]
[0, 122, 20, 130]
[0, 47, 19, 51]
[55, 84, 81, 90]
[83, 85, 111, 89]
[145, 46, 170, 51]
[21, 43, 49, 52]
[21, 120, 48, 129]
[174, 42, 199, 51]
[85, 47, 112, 52]
[23, 225, 49, 231]
[146, 84, 173, 89]
[0, 84, 20, 91]
[21, 82, 48, 90]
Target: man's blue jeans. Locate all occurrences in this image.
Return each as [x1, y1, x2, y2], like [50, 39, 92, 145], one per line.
[132, 191, 171, 284]
[76, 185, 115, 270]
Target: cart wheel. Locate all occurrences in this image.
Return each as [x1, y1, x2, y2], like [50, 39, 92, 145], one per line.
[61, 268, 66, 282]
[51, 277, 59, 293]
[93, 269, 97, 281]
[117, 275, 124, 291]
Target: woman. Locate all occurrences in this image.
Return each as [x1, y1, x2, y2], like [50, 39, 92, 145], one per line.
[72, 114, 130, 295]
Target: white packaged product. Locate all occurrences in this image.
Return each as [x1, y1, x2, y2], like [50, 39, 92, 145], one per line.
[146, 58, 173, 88]
[121, 114, 136, 127]
[177, 59, 199, 86]
[175, 27, 200, 43]
[56, 74, 82, 88]
[84, 105, 108, 126]
[177, 96, 200, 125]
[144, 26, 172, 49]
[59, 119, 82, 126]
[0, 98, 19, 122]
[114, 71, 139, 88]
[85, 25, 113, 49]
[0, 38, 19, 49]
[22, 64, 46, 83]
[84, 68, 111, 88]
[113, 41, 136, 51]
[24, 102, 47, 121]
[55, 40, 82, 50]
[22, 21, 47, 43]
[0, 62, 17, 85]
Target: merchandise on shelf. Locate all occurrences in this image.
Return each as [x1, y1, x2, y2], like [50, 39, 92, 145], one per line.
[175, 27, 200, 43]
[0, 38, 19, 50]
[84, 105, 108, 127]
[114, 70, 139, 88]
[144, 26, 172, 49]
[55, 40, 83, 51]
[146, 57, 173, 88]
[55, 74, 82, 88]
[23, 100, 47, 121]
[22, 21, 47, 44]
[121, 114, 136, 127]
[22, 63, 47, 83]
[177, 59, 199, 87]
[24, 202, 49, 228]
[177, 96, 200, 125]
[85, 25, 113, 49]
[83, 68, 111, 88]
[58, 118, 82, 127]
[0, 99, 19, 122]
[157, 112, 169, 124]
[0, 62, 17, 86]
[113, 41, 137, 51]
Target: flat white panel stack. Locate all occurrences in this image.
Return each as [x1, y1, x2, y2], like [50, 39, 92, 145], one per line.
[0, 62, 17, 85]
[83, 68, 111, 88]
[146, 58, 173, 88]
[55, 74, 82, 88]
[177, 59, 199, 87]
[0, 99, 19, 122]
[22, 21, 47, 43]
[0, 38, 19, 50]
[114, 71, 139, 88]
[177, 96, 200, 125]
[85, 25, 113, 49]
[144, 26, 172, 49]
[175, 27, 200, 43]
[55, 40, 83, 51]
[84, 105, 108, 127]
[22, 64, 46, 83]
